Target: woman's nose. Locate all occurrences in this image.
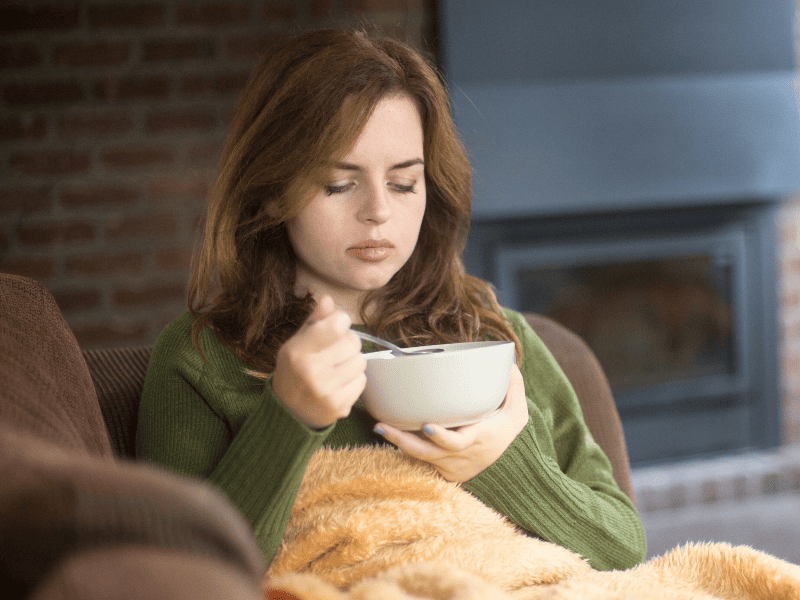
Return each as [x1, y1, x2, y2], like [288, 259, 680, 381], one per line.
[357, 183, 391, 224]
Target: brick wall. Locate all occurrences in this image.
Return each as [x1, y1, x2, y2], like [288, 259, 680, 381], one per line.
[779, 200, 800, 446]
[0, 0, 436, 349]
[777, 0, 800, 445]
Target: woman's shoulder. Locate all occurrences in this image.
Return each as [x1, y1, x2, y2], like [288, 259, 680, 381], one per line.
[150, 311, 228, 370]
[152, 312, 195, 356]
[499, 306, 529, 331]
[499, 306, 543, 349]
[498, 306, 567, 381]
[153, 311, 253, 377]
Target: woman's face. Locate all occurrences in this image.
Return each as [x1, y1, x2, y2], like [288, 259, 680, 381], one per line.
[286, 94, 427, 320]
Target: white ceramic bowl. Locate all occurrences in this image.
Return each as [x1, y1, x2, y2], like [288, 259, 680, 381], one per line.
[361, 340, 515, 431]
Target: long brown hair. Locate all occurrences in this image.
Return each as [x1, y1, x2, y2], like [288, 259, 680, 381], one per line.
[189, 28, 521, 372]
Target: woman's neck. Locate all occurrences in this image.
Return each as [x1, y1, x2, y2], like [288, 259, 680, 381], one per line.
[295, 286, 370, 325]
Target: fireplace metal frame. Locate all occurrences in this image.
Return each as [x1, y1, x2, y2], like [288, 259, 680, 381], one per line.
[464, 203, 781, 465]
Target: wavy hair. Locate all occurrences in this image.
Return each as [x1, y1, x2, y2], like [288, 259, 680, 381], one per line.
[189, 28, 521, 373]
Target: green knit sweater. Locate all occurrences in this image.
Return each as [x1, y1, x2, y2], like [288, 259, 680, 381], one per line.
[136, 308, 646, 571]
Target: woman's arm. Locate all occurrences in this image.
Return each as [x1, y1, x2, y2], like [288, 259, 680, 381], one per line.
[374, 308, 645, 570]
[462, 309, 646, 571]
[135, 313, 330, 563]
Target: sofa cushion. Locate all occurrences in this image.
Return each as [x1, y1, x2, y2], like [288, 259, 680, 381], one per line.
[28, 547, 263, 600]
[0, 274, 112, 457]
[83, 345, 153, 459]
[0, 424, 265, 598]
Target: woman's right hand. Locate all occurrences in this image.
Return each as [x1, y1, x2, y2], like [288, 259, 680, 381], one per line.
[271, 294, 367, 430]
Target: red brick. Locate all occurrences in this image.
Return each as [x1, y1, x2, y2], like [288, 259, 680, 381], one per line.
[0, 256, 57, 280]
[59, 111, 133, 138]
[113, 281, 186, 308]
[87, 3, 164, 28]
[17, 220, 95, 247]
[176, 3, 251, 26]
[12, 151, 91, 176]
[156, 247, 194, 271]
[193, 213, 206, 232]
[225, 33, 290, 61]
[782, 322, 800, 341]
[784, 290, 800, 310]
[66, 251, 144, 276]
[145, 108, 216, 133]
[263, 2, 294, 21]
[216, 71, 251, 94]
[0, 3, 80, 32]
[71, 320, 150, 349]
[310, 0, 335, 19]
[0, 116, 47, 141]
[3, 81, 84, 106]
[149, 179, 209, 201]
[341, 0, 411, 11]
[52, 288, 102, 312]
[186, 140, 222, 165]
[100, 145, 175, 170]
[105, 214, 177, 240]
[783, 353, 800, 376]
[182, 71, 250, 95]
[94, 75, 170, 101]
[0, 187, 51, 212]
[181, 74, 214, 96]
[60, 184, 140, 208]
[142, 38, 215, 62]
[378, 23, 411, 43]
[786, 421, 799, 445]
[53, 41, 130, 67]
[0, 43, 42, 69]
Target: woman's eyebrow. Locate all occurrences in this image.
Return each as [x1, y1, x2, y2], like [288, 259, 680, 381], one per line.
[334, 158, 425, 171]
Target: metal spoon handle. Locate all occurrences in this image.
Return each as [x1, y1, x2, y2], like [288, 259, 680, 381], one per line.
[352, 330, 404, 352]
[351, 330, 443, 356]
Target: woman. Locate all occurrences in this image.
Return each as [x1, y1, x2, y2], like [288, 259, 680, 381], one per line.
[136, 28, 646, 572]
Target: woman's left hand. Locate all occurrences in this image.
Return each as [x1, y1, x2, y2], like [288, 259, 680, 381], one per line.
[373, 363, 529, 482]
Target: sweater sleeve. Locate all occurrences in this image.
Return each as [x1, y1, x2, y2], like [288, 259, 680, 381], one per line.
[135, 313, 331, 563]
[462, 309, 646, 571]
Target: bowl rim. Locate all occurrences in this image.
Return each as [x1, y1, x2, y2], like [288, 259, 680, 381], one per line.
[363, 339, 514, 362]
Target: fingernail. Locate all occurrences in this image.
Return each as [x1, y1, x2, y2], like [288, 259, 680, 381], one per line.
[373, 426, 386, 436]
[422, 425, 435, 436]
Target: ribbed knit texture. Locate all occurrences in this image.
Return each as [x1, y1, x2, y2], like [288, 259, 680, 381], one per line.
[83, 346, 152, 458]
[0, 273, 113, 457]
[136, 309, 646, 570]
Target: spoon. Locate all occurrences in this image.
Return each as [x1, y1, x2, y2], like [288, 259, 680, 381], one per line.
[352, 330, 444, 357]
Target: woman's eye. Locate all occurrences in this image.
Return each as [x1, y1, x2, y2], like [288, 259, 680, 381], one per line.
[324, 182, 355, 196]
[389, 182, 416, 194]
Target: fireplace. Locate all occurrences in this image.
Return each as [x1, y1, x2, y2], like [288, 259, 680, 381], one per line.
[464, 204, 780, 465]
[441, 0, 800, 465]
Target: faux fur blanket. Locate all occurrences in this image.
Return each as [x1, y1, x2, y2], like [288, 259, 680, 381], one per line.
[265, 447, 800, 600]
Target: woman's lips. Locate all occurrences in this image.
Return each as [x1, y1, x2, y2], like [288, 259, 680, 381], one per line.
[347, 239, 393, 262]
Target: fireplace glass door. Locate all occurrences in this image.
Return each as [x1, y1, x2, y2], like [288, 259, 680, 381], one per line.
[492, 223, 762, 465]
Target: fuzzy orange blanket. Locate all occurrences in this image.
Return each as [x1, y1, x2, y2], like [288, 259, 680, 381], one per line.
[265, 447, 800, 600]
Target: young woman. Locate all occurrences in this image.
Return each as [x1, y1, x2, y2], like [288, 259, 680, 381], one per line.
[136, 28, 646, 572]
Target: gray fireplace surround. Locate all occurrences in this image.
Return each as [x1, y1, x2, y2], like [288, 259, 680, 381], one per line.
[441, 0, 800, 464]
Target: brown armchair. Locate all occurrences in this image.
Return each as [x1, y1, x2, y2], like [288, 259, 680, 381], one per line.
[1, 273, 634, 599]
[0, 274, 265, 600]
